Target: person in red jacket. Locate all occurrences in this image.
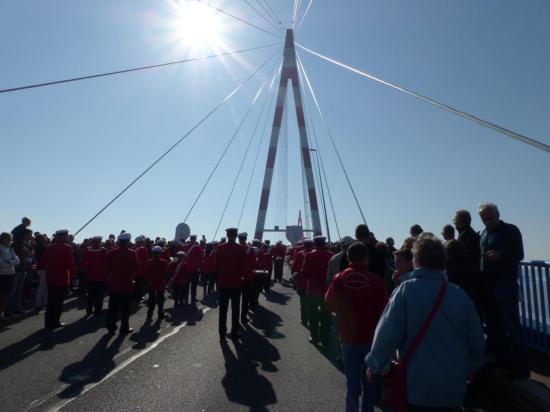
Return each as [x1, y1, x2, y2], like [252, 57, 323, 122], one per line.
[271, 241, 286, 283]
[184, 235, 204, 303]
[239, 233, 257, 324]
[202, 242, 217, 296]
[106, 233, 138, 334]
[133, 235, 149, 301]
[145, 246, 169, 319]
[292, 238, 313, 326]
[301, 236, 334, 345]
[257, 243, 273, 294]
[42, 229, 77, 329]
[216, 227, 247, 341]
[325, 242, 388, 412]
[82, 236, 108, 316]
[171, 251, 189, 307]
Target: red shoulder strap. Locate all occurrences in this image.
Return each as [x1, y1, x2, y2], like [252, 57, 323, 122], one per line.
[404, 280, 448, 365]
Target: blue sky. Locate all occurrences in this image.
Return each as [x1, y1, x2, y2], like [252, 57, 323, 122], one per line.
[1, 0, 549, 259]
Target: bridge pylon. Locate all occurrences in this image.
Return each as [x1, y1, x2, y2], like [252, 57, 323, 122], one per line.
[254, 29, 322, 241]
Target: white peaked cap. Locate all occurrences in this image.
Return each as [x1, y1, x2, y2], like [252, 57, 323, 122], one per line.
[151, 246, 162, 253]
[118, 232, 132, 241]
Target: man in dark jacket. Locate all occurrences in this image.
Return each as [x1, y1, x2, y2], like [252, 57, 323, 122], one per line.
[354, 224, 385, 278]
[479, 203, 528, 378]
[454, 209, 481, 267]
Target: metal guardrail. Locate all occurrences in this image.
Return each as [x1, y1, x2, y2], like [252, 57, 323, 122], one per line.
[518, 260, 550, 352]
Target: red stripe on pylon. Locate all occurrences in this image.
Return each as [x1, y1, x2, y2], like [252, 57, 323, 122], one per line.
[273, 106, 284, 127]
[302, 148, 312, 168]
[266, 147, 277, 168]
[259, 189, 270, 209]
[308, 189, 319, 210]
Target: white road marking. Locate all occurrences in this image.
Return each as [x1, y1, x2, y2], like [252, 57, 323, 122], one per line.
[24, 307, 210, 412]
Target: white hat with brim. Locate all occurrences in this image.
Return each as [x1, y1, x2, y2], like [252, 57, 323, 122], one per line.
[118, 233, 132, 242]
[151, 246, 162, 253]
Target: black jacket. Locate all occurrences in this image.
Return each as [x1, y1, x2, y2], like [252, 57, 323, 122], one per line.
[480, 220, 524, 283]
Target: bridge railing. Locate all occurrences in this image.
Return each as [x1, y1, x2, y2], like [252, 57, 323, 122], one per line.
[518, 260, 550, 353]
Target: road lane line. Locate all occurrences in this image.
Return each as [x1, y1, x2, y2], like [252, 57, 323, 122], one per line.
[24, 306, 210, 412]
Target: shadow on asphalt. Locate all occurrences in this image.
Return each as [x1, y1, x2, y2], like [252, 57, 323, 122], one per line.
[0, 314, 105, 372]
[264, 289, 291, 305]
[57, 333, 125, 399]
[220, 332, 278, 411]
[251, 305, 285, 339]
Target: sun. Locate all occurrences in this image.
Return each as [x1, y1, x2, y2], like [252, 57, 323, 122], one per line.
[171, 1, 223, 51]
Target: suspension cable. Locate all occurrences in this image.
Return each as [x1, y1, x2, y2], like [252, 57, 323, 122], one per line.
[297, 62, 341, 239]
[237, 61, 281, 228]
[0, 43, 279, 95]
[296, 0, 314, 30]
[74, 47, 280, 236]
[303, 97, 341, 240]
[197, 0, 282, 39]
[183, 49, 281, 223]
[297, 43, 550, 154]
[241, 0, 283, 34]
[257, 0, 283, 27]
[212, 59, 281, 239]
[296, 52, 369, 225]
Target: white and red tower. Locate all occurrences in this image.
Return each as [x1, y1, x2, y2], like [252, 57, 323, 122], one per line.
[254, 29, 322, 240]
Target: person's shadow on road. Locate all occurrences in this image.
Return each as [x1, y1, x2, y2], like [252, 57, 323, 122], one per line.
[251, 305, 285, 339]
[57, 333, 125, 399]
[220, 331, 278, 411]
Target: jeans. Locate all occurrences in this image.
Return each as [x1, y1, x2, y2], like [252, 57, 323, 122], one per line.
[341, 343, 376, 412]
[10, 271, 27, 312]
[485, 280, 526, 368]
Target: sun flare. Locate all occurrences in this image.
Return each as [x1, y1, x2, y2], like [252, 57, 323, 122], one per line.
[172, 1, 223, 50]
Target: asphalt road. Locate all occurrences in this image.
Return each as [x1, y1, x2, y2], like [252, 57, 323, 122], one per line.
[0, 270, 352, 412]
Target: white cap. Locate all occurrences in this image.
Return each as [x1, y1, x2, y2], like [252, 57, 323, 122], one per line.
[340, 236, 354, 246]
[118, 232, 132, 242]
[303, 238, 314, 245]
[238, 232, 248, 238]
[176, 251, 186, 257]
[276, 240, 283, 244]
[135, 235, 145, 243]
[91, 236, 103, 241]
[190, 234, 197, 239]
[252, 239, 260, 244]
[55, 229, 69, 236]
[151, 245, 162, 253]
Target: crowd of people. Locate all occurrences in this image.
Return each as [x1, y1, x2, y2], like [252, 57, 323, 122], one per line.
[0, 201, 529, 411]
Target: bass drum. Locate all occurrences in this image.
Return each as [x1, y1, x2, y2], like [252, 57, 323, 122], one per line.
[175, 223, 191, 246]
[285, 225, 304, 244]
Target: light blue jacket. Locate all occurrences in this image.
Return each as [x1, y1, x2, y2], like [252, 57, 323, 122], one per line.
[365, 268, 485, 408]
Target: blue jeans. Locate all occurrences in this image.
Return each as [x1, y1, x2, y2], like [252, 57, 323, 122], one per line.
[10, 271, 27, 312]
[341, 343, 377, 412]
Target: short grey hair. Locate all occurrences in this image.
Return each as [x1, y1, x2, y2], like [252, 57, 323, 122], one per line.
[478, 203, 499, 215]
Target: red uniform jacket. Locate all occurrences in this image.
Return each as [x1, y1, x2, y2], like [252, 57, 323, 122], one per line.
[172, 260, 189, 285]
[301, 247, 334, 296]
[325, 261, 388, 344]
[257, 250, 272, 271]
[42, 242, 77, 287]
[184, 242, 203, 273]
[135, 246, 150, 277]
[292, 249, 310, 290]
[215, 242, 247, 288]
[107, 247, 138, 293]
[271, 244, 286, 260]
[160, 248, 171, 262]
[82, 247, 108, 282]
[145, 257, 168, 292]
[292, 245, 304, 263]
[202, 250, 217, 274]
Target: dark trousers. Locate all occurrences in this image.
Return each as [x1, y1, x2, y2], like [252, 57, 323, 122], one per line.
[87, 281, 106, 314]
[189, 272, 199, 301]
[147, 290, 165, 317]
[264, 270, 272, 293]
[485, 280, 527, 369]
[241, 282, 254, 321]
[133, 276, 146, 300]
[252, 275, 263, 307]
[45, 286, 68, 328]
[274, 259, 283, 282]
[203, 273, 216, 295]
[106, 292, 132, 332]
[173, 283, 189, 306]
[306, 295, 331, 342]
[219, 288, 241, 336]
